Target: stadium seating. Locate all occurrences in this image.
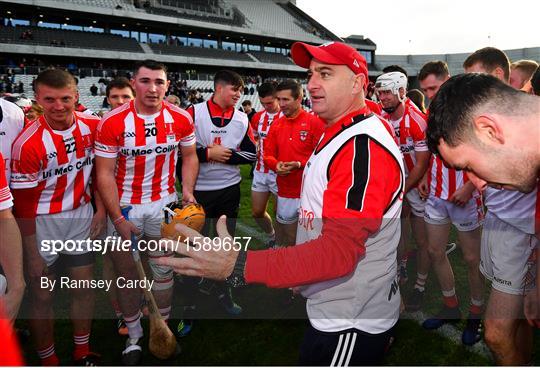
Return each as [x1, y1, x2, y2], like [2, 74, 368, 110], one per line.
[50, 0, 140, 11]
[0, 26, 143, 53]
[149, 43, 253, 62]
[250, 51, 293, 65]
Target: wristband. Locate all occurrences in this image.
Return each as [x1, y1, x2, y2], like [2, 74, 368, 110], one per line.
[113, 215, 125, 226]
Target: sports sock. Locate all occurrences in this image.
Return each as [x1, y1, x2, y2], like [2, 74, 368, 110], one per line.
[413, 273, 428, 292]
[124, 312, 143, 340]
[37, 344, 59, 366]
[73, 333, 90, 361]
[442, 288, 458, 308]
[469, 298, 484, 315]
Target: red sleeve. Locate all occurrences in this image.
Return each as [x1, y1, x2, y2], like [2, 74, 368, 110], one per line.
[262, 120, 279, 171]
[94, 116, 122, 158]
[0, 303, 23, 366]
[246, 136, 402, 287]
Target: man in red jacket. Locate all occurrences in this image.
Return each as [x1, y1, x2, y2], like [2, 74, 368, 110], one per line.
[264, 80, 324, 246]
[158, 41, 405, 365]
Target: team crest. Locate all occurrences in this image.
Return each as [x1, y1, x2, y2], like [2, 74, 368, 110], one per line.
[299, 130, 308, 141]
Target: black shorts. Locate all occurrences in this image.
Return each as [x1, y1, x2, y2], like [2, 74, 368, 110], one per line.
[194, 183, 241, 237]
[47, 252, 95, 275]
[298, 323, 394, 366]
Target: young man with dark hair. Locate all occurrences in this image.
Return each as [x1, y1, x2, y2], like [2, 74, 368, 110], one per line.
[250, 82, 282, 248]
[241, 99, 256, 122]
[187, 69, 256, 314]
[95, 59, 197, 363]
[11, 68, 104, 365]
[102, 76, 136, 336]
[417, 61, 450, 101]
[106, 77, 135, 110]
[159, 42, 405, 366]
[264, 80, 324, 246]
[416, 59, 485, 345]
[424, 48, 538, 365]
[462, 47, 510, 82]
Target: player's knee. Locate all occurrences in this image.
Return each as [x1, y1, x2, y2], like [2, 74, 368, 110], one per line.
[484, 319, 511, 350]
[251, 207, 265, 218]
[149, 254, 173, 290]
[427, 243, 445, 260]
[462, 252, 480, 268]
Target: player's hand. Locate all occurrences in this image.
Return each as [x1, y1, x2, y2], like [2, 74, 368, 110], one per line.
[181, 191, 197, 206]
[2, 284, 25, 322]
[449, 183, 474, 207]
[282, 161, 301, 171]
[276, 161, 292, 176]
[115, 219, 141, 242]
[524, 288, 540, 328]
[208, 145, 232, 163]
[156, 216, 238, 281]
[418, 176, 429, 200]
[90, 210, 106, 240]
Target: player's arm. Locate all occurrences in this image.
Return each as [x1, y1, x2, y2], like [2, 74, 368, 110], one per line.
[89, 188, 106, 240]
[94, 120, 139, 240]
[225, 124, 257, 165]
[0, 207, 25, 322]
[405, 151, 430, 193]
[179, 143, 198, 204]
[262, 123, 279, 171]
[404, 117, 430, 193]
[245, 135, 401, 287]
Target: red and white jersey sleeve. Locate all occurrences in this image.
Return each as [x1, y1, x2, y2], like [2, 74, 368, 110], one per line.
[0, 153, 13, 210]
[95, 100, 195, 204]
[251, 110, 282, 173]
[10, 113, 98, 217]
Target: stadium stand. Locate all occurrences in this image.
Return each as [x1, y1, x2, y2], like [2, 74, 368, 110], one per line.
[250, 51, 293, 65]
[54, 0, 140, 11]
[0, 26, 143, 53]
[149, 43, 253, 62]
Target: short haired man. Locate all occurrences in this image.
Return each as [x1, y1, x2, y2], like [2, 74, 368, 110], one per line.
[458, 47, 537, 364]
[241, 99, 256, 122]
[158, 42, 405, 366]
[106, 77, 135, 109]
[375, 72, 430, 304]
[510, 59, 539, 91]
[417, 61, 450, 101]
[417, 60, 485, 346]
[264, 80, 324, 246]
[103, 76, 135, 337]
[250, 82, 282, 248]
[10, 69, 104, 365]
[426, 71, 540, 365]
[95, 59, 197, 363]
[188, 69, 256, 314]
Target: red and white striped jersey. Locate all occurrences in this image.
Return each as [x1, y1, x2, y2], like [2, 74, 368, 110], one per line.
[95, 100, 195, 204]
[0, 98, 25, 182]
[381, 101, 428, 175]
[0, 152, 13, 210]
[427, 155, 469, 200]
[10, 113, 98, 217]
[250, 109, 282, 173]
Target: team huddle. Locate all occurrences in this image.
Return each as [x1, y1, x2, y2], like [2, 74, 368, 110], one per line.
[0, 41, 539, 366]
